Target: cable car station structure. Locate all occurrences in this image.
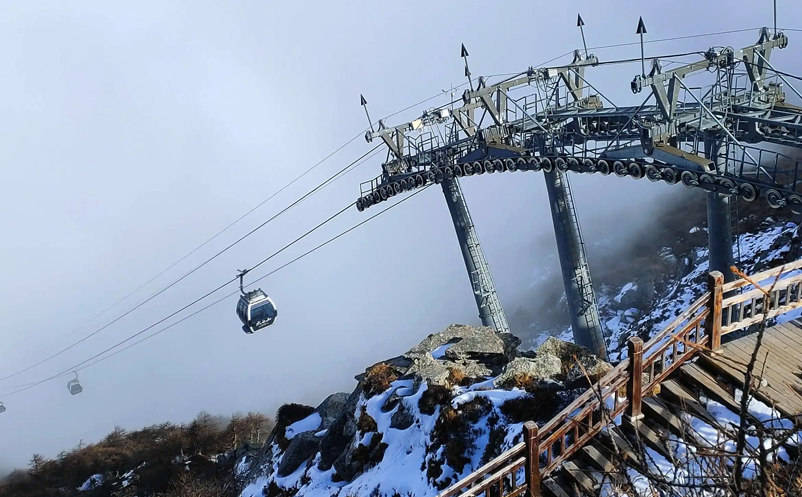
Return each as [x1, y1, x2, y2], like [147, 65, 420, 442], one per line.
[356, 19, 802, 361]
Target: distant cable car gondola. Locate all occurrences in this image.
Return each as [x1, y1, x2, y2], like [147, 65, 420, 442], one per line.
[236, 270, 277, 334]
[0, 402, 5, 414]
[67, 372, 83, 396]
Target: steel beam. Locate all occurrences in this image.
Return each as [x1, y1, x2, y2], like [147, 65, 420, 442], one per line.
[441, 177, 510, 334]
[543, 169, 607, 359]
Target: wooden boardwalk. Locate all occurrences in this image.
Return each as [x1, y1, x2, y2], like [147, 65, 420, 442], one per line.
[700, 318, 802, 417]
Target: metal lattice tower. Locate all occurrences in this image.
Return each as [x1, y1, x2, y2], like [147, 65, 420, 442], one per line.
[356, 19, 802, 359]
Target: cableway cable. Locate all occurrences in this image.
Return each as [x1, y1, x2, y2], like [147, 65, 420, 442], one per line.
[2, 186, 431, 397]
[58, 132, 368, 340]
[0, 144, 381, 383]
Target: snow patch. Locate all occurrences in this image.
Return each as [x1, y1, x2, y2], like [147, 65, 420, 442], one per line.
[285, 412, 322, 440]
[77, 474, 103, 491]
[431, 343, 454, 359]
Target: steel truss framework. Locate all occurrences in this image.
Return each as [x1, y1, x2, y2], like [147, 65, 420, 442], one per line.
[356, 26, 802, 359]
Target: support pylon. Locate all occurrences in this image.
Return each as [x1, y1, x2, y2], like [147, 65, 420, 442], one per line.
[543, 169, 607, 359]
[704, 134, 736, 286]
[441, 177, 510, 334]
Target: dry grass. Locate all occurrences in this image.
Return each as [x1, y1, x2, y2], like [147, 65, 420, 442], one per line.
[499, 391, 561, 424]
[361, 364, 398, 397]
[498, 372, 542, 393]
[418, 384, 452, 415]
[432, 407, 474, 475]
[357, 406, 378, 433]
[480, 413, 506, 465]
[446, 367, 469, 387]
[158, 472, 225, 497]
[751, 460, 802, 497]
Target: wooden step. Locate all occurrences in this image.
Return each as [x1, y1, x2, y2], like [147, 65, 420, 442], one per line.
[678, 362, 759, 425]
[621, 416, 674, 462]
[596, 427, 639, 465]
[660, 378, 723, 429]
[580, 444, 615, 474]
[542, 475, 572, 497]
[562, 460, 597, 496]
[697, 349, 795, 416]
[642, 396, 687, 440]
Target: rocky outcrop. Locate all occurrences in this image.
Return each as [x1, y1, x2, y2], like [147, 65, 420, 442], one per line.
[247, 324, 610, 492]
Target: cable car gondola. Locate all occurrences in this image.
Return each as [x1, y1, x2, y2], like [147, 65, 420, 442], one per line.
[0, 401, 5, 414]
[236, 270, 277, 334]
[67, 372, 83, 396]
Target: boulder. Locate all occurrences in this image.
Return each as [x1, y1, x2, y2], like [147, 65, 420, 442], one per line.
[494, 356, 563, 389]
[317, 386, 361, 471]
[535, 336, 589, 365]
[565, 355, 613, 390]
[409, 325, 519, 365]
[317, 414, 350, 471]
[315, 392, 350, 430]
[277, 432, 319, 477]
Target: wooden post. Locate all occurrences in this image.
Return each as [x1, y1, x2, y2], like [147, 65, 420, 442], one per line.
[625, 337, 644, 421]
[524, 421, 541, 497]
[706, 271, 724, 352]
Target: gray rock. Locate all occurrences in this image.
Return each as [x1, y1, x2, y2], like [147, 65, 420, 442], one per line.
[316, 393, 350, 430]
[332, 440, 362, 482]
[390, 402, 415, 430]
[408, 325, 519, 364]
[494, 356, 563, 388]
[565, 354, 613, 390]
[317, 386, 362, 471]
[317, 414, 349, 471]
[535, 336, 591, 364]
[404, 353, 451, 387]
[354, 355, 413, 382]
[277, 432, 319, 477]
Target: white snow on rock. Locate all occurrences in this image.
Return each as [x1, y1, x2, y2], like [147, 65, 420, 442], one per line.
[77, 474, 103, 491]
[430, 343, 454, 359]
[285, 412, 322, 440]
[614, 282, 637, 303]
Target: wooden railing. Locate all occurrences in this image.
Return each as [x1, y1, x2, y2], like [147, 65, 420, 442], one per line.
[438, 262, 802, 497]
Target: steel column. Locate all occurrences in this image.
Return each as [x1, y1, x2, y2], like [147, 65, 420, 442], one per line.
[543, 170, 607, 359]
[704, 136, 736, 285]
[441, 177, 510, 334]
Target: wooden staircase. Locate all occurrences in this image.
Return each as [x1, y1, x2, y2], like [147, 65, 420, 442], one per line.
[541, 353, 800, 496]
[438, 260, 802, 497]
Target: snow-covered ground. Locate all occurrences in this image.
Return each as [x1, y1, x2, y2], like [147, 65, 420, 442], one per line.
[240, 380, 532, 497]
[534, 220, 802, 363]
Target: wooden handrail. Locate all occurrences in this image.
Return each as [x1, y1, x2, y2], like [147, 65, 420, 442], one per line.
[438, 262, 802, 497]
[722, 273, 802, 307]
[721, 259, 802, 292]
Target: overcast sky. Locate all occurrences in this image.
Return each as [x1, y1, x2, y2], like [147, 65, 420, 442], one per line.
[0, 0, 800, 470]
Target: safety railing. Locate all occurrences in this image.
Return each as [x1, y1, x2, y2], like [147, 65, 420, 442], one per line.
[438, 261, 802, 497]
